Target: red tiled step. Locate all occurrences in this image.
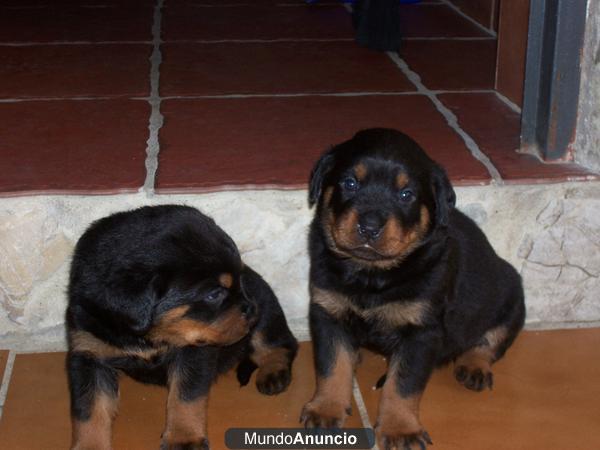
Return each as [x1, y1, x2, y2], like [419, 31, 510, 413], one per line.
[160, 41, 414, 96]
[0, 44, 151, 99]
[398, 3, 493, 38]
[155, 95, 491, 193]
[400, 40, 498, 91]
[439, 93, 598, 183]
[0, 100, 149, 196]
[162, 4, 353, 41]
[0, 4, 153, 43]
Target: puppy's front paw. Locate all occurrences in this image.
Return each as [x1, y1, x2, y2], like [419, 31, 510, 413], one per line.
[375, 409, 431, 450]
[300, 399, 352, 429]
[160, 438, 210, 450]
[256, 366, 292, 396]
[376, 428, 432, 450]
[454, 365, 493, 391]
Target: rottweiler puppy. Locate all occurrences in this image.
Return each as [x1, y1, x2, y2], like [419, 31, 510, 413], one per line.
[301, 129, 525, 449]
[66, 205, 297, 450]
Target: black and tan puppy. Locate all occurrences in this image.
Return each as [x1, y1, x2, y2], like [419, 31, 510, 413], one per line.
[301, 129, 525, 449]
[66, 205, 297, 450]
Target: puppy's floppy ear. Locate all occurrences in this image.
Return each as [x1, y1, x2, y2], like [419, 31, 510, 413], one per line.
[432, 164, 456, 227]
[308, 148, 336, 208]
[107, 272, 163, 334]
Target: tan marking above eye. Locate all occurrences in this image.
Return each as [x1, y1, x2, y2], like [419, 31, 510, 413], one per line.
[396, 172, 409, 189]
[219, 272, 234, 289]
[354, 163, 368, 181]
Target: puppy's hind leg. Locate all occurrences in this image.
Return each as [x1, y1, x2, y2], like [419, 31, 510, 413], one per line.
[237, 265, 298, 395]
[455, 296, 525, 392]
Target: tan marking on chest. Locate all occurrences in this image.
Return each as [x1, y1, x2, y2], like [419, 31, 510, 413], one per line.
[311, 286, 429, 327]
[70, 330, 166, 361]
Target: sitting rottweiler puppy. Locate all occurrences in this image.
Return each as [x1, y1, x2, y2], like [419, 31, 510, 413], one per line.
[66, 205, 297, 450]
[301, 129, 525, 449]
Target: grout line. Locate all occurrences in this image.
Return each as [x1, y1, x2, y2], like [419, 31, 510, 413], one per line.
[0, 41, 151, 46]
[0, 96, 120, 103]
[494, 91, 522, 114]
[0, 89, 501, 104]
[159, 91, 422, 100]
[353, 378, 380, 450]
[142, 0, 165, 196]
[403, 36, 496, 41]
[0, 351, 16, 421]
[343, 0, 502, 185]
[431, 88, 496, 95]
[385, 51, 503, 184]
[167, 38, 354, 44]
[352, 378, 373, 427]
[0, 36, 494, 47]
[439, 0, 497, 37]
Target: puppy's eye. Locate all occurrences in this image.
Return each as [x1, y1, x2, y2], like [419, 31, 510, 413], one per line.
[341, 176, 359, 191]
[399, 189, 415, 202]
[204, 287, 227, 304]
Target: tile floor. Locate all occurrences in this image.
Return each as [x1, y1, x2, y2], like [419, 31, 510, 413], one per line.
[0, 0, 596, 195]
[1, 329, 600, 449]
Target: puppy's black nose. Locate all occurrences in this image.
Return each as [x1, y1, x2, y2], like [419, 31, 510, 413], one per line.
[357, 213, 383, 240]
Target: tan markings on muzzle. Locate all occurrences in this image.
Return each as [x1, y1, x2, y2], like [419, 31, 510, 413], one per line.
[331, 207, 361, 249]
[70, 330, 167, 360]
[323, 186, 334, 206]
[367, 205, 431, 268]
[147, 305, 249, 347]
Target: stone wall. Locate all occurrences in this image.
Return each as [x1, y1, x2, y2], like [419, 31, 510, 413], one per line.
[1, 183, 599, 350]
[575, 0, 600, 171]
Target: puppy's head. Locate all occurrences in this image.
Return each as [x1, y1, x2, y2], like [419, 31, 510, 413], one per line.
[309, 128, 455, 269]
[144, 218, 257, 348]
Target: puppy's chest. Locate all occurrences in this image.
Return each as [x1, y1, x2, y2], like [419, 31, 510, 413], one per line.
[311, 285, 431, 329]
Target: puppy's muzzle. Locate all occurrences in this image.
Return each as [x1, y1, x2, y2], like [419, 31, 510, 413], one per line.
[357, 212, 384, 242]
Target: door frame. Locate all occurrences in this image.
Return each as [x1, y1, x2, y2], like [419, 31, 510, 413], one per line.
[520, 0, 589, 161]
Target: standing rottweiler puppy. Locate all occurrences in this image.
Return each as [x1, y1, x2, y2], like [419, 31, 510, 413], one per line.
[66, 205, 297, 450]
[301, 129, 525, 449]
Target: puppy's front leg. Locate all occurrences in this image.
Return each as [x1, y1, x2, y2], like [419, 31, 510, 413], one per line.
[67, 353, 119, 450]
[301, 302, 358, 429]
[161, 347, 217, 450]
[376, 330, 440, 450]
